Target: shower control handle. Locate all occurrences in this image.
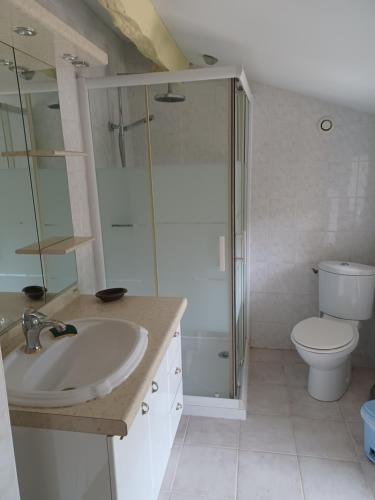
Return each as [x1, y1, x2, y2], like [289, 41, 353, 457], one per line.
[151, 381, 159, 393]
[175, 367, 182, 375]
[219, 236, 226, 272]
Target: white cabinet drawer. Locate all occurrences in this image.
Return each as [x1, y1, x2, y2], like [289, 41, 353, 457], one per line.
[167, 325, 181, 373]
[149, 355, 170, 498]
[169, 381, 183, 446]
[168, 348, 182, 409]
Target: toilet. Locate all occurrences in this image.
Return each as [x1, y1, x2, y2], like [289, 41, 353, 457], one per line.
[291, 261, 375, 402]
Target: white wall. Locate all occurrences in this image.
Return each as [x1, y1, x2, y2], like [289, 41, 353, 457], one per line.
[249, 81, 375, 365]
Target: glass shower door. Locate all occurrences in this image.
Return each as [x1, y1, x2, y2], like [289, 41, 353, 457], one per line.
[148, 79, 232, 398]
[233, 80, 249, 396]
[89, 85, 157, 295]
[88, 73, 250, 400]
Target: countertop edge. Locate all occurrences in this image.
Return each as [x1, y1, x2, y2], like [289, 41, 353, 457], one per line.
[10, 410, 127, 436]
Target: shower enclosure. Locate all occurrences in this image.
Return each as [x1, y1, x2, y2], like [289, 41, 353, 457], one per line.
[81, 67, 251, 409]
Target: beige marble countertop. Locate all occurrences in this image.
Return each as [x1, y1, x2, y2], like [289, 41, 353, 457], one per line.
[7, 294, 187, 436]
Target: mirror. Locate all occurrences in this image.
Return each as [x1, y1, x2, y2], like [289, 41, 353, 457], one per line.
[0, 41, 78, 334]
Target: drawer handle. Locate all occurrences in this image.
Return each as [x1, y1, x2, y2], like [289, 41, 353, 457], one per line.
[151, 381, 159, 393]
[173, 331, 180, 338]
[176, 402, 183, 411]
[141, 402, 149, 415]
[175, 367, 182, 375]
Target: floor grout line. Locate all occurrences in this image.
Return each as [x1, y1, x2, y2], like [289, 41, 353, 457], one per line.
[234, 447, 239, 500]
[296, 454, 307, 500]
[168, 445, 182, 494]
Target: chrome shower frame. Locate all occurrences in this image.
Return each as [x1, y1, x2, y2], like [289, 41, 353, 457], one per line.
[79, 66, 253, 416]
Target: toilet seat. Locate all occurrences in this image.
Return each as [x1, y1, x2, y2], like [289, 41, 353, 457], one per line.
[291, 317, 355, 351]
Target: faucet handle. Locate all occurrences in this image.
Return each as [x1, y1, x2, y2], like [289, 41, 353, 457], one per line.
[22, 308, 47, 331]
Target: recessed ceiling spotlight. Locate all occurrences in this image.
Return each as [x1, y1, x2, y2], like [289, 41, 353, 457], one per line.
[13, 26, 37, 37]
[202, 54, 218, 66]
[62, 53, 78, 62]
[71, 60, 89, 68]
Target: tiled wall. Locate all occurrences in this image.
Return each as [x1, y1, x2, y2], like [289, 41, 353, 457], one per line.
[250, 82, 375, 364]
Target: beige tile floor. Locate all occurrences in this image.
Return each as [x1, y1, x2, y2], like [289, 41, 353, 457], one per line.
[159, 348, 375, 500]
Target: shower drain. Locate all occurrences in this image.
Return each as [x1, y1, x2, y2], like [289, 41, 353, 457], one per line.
[218, 351, 229, 359]
[61, 387, 76, 391]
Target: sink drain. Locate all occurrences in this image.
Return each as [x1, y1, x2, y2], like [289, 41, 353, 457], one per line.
[218, 351, 229, 359]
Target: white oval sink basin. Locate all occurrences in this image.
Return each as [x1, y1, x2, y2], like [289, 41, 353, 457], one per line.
[4, 318, 148, 407]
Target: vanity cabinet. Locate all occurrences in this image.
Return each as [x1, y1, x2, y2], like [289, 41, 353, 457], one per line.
[109, 325, 183, 500]
[12, 325, 183, 500]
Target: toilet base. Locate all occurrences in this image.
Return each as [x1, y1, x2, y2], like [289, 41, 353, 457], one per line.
[308, 358, 351, 401]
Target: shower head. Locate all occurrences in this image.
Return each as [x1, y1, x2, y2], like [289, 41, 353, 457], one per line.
[154, 83, 185, 103]
[20, 69, 35, 80]
[48, 103, 60, 110]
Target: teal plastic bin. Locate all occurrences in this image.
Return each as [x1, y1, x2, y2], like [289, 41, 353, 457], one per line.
[361, 400, 375, 463]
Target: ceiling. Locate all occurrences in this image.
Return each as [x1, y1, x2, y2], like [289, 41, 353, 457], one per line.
[151, 0, 375, 113]
[0, 0, 107, 70]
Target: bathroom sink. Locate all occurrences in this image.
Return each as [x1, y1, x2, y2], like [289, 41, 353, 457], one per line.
[4, 318, 148, 407]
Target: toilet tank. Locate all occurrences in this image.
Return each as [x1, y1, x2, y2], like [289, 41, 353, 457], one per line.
[319, 261, 375, 320]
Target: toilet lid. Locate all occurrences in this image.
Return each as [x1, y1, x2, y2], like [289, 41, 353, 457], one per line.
[292, 317, 354, 350]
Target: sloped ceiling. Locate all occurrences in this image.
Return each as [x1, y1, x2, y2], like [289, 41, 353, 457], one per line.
[152, 0, 375, 113]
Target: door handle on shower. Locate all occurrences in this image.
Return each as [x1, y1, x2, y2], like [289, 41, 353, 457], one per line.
[219, 236, 226, 272]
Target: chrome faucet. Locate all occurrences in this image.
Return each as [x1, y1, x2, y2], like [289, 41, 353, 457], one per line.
[22, 308, 66, 354]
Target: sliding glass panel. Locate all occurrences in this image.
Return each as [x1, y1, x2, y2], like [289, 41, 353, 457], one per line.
[233, 79, 249, 396]
[148, 79, 232, 397]
[89, 85, 157, 295]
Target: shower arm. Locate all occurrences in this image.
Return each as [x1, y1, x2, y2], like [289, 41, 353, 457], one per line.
[109, 114, 154, 132]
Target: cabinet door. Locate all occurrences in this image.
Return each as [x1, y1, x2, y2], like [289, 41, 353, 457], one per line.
[149, 354, 170, 497]
[108, 391, 153, 500]
[0, 350, 20, 500]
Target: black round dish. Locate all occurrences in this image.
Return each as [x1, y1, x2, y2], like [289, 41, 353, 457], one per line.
[22, 286, 47, 300]
[95, 288, 127, 303]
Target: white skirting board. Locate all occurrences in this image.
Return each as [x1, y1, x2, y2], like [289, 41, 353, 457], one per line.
[183, 339, 249, 420]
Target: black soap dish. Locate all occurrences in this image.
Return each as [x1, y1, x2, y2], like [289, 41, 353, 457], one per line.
[95, 288, 127, 303]
[22, 286, 47, 300]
